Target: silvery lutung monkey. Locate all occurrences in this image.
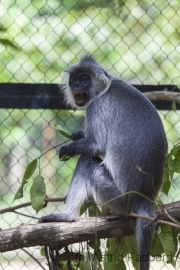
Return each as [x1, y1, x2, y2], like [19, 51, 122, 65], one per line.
[39, 55, 167, 270]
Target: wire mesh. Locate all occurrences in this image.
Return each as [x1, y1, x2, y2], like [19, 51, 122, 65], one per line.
[1, 0, 180, 269]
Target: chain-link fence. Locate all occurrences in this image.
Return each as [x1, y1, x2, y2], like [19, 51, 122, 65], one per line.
[1, 0, 180, 269]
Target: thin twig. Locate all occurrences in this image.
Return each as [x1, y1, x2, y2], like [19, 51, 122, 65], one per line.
[129, 213, 180, 229]
[0, 263, 4, 270]
[49, 249, 58, 270]
[37, 140, 71, 160]
[0, 197, 66, 214]
[14, 210, 39, 220]
[22, 248, 47, 270]
[65, 247, 72, 270]
[143, 211, 163, 228]
[163, 207, 180, 226]
[45, 247, 53, 270]
[86, 239, 94, 270]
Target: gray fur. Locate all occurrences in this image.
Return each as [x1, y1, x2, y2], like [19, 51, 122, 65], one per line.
[39, 55, 168, 270]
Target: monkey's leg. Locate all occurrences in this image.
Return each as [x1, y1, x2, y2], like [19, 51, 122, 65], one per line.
[38, 155, 123, 223]
[38, 156, 91, 223]
[38, 156, 154, 269]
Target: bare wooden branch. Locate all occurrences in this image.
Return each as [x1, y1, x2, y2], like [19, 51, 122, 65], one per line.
[1, 201, 180, 253]
[144, 91, 180, 102]
[0, 216, 135, 253]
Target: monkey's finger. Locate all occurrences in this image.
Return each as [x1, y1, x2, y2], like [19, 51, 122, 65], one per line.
[70, 131, 84, 141]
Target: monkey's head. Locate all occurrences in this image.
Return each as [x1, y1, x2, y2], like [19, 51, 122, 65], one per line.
[61, 55, 112, 109]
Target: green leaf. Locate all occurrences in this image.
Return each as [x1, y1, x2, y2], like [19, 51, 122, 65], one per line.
[89, 239, 102, 261]
[88, 205, 102, 217]
[13, 159, 37, 201]
[168, 145, 180, 180]
[30, 175, 46, 213]
[131, 254, 140, 270]
[170, 145, 180, 173]
[79, 260, 96, 270]
[106, 238, 120, 256]
[151, 230, 164, 256]
[171, 101, 177, 111]
[158, 225, 176, 267]
[106, 238, 127, 267]
[89, 239, 100, 249]
[161, 166, 171, 195]
[55, 124, 71, 138]
[0, 38, 19, 49]
[104, 261, 126, 270]
[0, 26, 6, 31]
[22, 159, 38, 185]
[13, 185, 24, 201]
[40, 247, 46, 257]
[162, 179, 171, 196]
[60, 155, 71, 161]
[80, 202, 88, 215]
[122, 235, 137, 256]
[111, 236, 138, 269]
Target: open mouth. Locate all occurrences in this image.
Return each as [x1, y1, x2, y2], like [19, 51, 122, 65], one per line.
[73, 92, 88, 106]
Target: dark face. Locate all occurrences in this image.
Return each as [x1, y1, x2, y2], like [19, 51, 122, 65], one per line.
[69, 73, 91, 107]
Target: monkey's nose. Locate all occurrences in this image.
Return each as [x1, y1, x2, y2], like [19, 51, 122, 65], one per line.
[74, 81, 80, 89]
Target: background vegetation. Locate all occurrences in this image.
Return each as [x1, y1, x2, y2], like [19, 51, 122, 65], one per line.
[1, 0, 180, 269]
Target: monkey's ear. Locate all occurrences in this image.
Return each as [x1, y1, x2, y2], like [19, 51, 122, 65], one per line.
[104, 70, 108, 77]
[103, 69, 112, 80]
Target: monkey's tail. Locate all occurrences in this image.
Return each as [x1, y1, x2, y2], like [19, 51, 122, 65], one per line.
[135, 207, 156, 270]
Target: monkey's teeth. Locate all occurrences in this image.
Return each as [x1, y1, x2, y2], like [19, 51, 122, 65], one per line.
[73, 92, 87, 103]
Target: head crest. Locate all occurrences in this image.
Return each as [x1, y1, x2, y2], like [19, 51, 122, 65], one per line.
[78, 54, 98, 66]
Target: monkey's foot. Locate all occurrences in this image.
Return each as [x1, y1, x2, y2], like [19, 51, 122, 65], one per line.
[38, 213, 76, 223]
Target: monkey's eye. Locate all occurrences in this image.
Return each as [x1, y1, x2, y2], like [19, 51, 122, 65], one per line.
[69, 76, 75, 82]
[81, 75, 89, 82]
[80, 75, 91, 86]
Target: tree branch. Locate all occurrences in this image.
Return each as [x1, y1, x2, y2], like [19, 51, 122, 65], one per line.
[144, 91, 180, 102]
[1, 201, 180, 253]
[0, 215, 134, 252]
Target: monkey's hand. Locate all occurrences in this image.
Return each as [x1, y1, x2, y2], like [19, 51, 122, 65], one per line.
[59, 131, 85, 159]
[59, 145, 69, 159]
[70, 131, 84, 141]
[38, 213, 76, 223]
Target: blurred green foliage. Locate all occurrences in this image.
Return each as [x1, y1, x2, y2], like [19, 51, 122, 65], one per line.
[1, 0, 180, 219]
[0, 0, 180, 84]
[1, 1, 180, 268]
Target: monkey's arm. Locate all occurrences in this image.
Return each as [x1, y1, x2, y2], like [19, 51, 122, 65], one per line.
[59, 136, 101, 159]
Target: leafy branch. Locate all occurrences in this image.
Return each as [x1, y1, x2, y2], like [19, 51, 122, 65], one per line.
[13, 125, 71, 213]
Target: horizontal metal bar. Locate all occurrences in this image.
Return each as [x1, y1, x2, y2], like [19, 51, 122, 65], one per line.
[0, 83, 179, 110]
